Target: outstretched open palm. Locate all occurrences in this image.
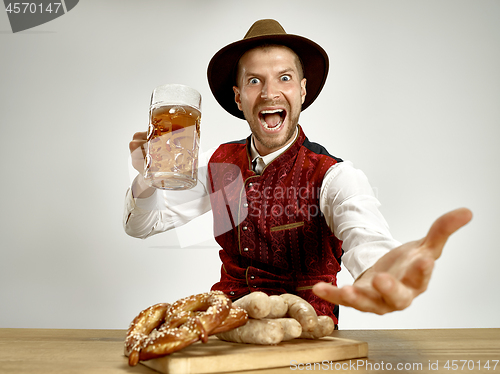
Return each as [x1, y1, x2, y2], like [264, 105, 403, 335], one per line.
[313, 208, 473, 314]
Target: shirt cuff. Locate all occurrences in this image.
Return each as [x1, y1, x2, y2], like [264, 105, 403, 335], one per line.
[341, 235, 401, 279]
[126, 176, 163, 213]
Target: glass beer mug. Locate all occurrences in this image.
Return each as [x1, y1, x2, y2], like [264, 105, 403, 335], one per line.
[143, 84, 201, 190]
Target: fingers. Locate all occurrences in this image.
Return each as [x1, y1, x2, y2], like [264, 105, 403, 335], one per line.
[368, 255, 434, 312]
[313, 259, 433, 315]
[423, 208, 473, 257]
[400, 256, 434, 290]
[129, 131, 148, 153]
[313, 282, 391, 315]
[372, 273, 417, 311]
[312, 282, 360, 311]
[129, 131, 148, 173]
[133, 131, 148, 140]
[314, 277, 414, 314]
[312, 282, 344, 306]
[312, 209, 472, 315]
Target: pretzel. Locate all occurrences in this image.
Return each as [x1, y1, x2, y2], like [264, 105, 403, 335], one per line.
[124, 302, 171, 366]
[125, 291, 245, 366]
[211, 305, 249, 334]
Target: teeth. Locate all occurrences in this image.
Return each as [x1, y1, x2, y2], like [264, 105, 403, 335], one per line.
[260, 109, 284, 131]
[261, 109, 283, 114]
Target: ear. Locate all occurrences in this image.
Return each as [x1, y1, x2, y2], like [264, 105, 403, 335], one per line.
[233, 86, 243, 111]
[300, 78, 307, 105]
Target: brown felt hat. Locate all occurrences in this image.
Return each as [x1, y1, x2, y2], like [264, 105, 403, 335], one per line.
[207, 19, 329, 119]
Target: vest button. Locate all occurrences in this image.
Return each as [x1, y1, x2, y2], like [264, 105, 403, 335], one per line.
[243, 203, 248, 208]
[242, 226, 248, 231]
[229, 291, 235, 296]
[250, 275, 255, 280]
[243, 247, 249, 252]
[248, 183, 253, 187]
[252, 285, 257, 288]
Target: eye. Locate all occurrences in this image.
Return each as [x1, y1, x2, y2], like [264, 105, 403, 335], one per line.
[280, 75, 291, 82]
[249, 77, 260, 84]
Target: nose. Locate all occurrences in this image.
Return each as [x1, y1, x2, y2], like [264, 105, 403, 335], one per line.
[261, 80, 280, 100]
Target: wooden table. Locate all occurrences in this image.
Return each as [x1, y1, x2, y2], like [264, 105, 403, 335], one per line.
[1, 328, 499, 373]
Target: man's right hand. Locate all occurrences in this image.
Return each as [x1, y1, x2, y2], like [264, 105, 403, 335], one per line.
[129, 131, 156, 198]
[129, 131, 148, 174]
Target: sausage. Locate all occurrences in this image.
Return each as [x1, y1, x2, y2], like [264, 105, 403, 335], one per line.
[299, 315, 335, 339]
[266, 295, 288, 319]
[280, 294, 318, 332]
[233, 292, 271, 319]
[216, 319, 284, 345]
[274, 318, 302, 341]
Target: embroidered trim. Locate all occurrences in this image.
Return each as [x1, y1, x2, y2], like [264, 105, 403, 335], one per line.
[270, 221, 305, 232]
[295, 282, 332, 291]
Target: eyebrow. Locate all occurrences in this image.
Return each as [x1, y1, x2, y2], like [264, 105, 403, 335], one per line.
[277, 68, 295, 75]
[242, 67, 296, 78]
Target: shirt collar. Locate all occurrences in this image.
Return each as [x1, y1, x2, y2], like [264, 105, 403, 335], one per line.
[249, 126, 299, 166]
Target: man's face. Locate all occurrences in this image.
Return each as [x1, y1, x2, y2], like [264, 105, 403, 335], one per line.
[233, 45, 307, 156]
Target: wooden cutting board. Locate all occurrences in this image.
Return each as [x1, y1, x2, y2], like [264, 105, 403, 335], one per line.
[133, 336, 368, 374]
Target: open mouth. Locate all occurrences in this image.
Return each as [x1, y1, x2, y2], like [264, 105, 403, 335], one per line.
[259, 109, 286, 131]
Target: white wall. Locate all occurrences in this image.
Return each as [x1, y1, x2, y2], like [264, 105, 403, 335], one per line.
[1, 0, 498, 330]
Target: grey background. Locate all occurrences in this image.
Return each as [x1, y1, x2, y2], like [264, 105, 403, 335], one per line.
[1, 0, 499, 330]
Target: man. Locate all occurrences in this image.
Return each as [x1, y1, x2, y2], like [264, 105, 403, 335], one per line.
[125, 19, 472, 324]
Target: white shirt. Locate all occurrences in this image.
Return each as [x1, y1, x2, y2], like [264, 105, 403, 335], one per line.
[249, 129, 298, 175]
[123, 132, 400, 280]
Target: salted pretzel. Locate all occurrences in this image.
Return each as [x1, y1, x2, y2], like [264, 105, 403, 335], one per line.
[211, 305, 249, 334]
[125, 291, 248, 366]
[125, 302, 171, 365]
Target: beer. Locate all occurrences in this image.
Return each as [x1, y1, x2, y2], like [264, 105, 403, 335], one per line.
[144, 104, 201, 190]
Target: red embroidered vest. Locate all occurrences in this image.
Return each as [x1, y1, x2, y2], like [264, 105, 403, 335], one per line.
[208, 126, 343, 322]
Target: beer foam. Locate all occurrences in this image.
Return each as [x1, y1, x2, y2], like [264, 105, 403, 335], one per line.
[151, 84, 202, 111]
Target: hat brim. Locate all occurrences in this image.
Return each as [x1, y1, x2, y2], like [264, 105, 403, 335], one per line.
[207, 34, 329, 120]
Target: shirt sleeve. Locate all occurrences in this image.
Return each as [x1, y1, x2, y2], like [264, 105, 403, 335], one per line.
[319, 161, 401, 280]
[123, 147, 216, 239]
